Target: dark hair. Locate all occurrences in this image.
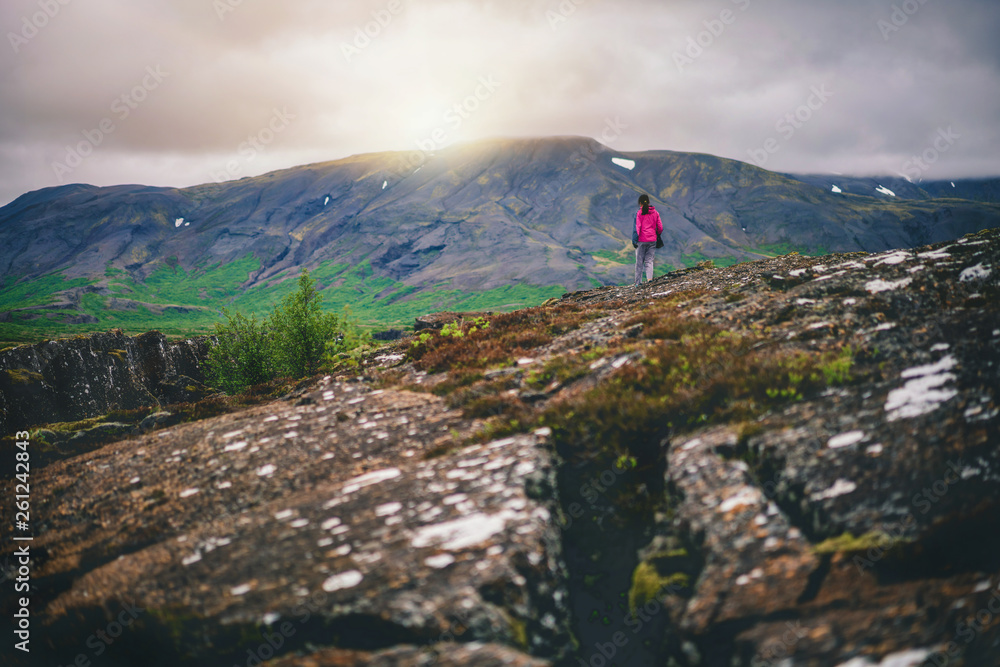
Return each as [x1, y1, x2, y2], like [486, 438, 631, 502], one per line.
[638, 194, 650, 215]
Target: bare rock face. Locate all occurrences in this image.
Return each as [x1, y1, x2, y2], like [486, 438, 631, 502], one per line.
[0, 329, 210, 432]
[7, 382, 569, 666]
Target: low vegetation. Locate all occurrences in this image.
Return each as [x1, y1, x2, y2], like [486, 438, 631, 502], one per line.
[400, 290, 857, 510]
[205, 269, 368, 393]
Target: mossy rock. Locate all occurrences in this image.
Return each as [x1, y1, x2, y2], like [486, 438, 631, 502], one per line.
[812, 530, 910, 555]
[627, 560, 691, 613]
[4, 368, 44, 385]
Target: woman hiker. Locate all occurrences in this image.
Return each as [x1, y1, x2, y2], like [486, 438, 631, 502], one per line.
[632, 193, 663, 286]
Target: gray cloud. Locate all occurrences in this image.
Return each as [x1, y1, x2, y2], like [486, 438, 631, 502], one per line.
[1, 0, 998, 205]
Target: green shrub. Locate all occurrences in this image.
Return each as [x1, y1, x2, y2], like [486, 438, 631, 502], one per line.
[205, 269, 355, 392]
[204, 308, 274, 394]
[268, 269, 342, 378]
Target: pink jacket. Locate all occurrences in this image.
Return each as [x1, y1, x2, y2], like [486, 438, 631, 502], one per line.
[635, 205, 663, 243]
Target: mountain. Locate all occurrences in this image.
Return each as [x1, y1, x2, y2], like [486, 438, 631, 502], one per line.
[2, 227, 998, 666]
[2, 136, 999, 335]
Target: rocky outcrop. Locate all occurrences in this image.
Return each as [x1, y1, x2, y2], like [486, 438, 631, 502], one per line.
[5, 382, 568, 666]
[1, 228, 997, 666]
[0, 329, 210, 432]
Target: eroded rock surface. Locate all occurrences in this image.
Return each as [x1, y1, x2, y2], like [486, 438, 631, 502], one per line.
[4, 382, 569, 666]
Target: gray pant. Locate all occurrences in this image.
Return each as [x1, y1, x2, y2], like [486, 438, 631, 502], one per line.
[634, 242, 656, 284]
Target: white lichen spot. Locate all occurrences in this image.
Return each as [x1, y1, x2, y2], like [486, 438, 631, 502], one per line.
[885, 355, 958, 421]
[681, 438, 703, 451]
[375, 502, 403, 517]
[959, 263, 992, 282]
[811, 478, 858, 501]
[274, 509, 295, 520]
[411, 511, 516, 550]
[487, 436, 518, 450]
[224, 441, 247, 452]
[834, 648, 931, 667]
[865, 277, 912, 294]
[179, 488, 199, 498]
[322, 570, 364, 592]
[828, 431, 865, 449]
[290, 518, 310, 528]
[735, 568, 764, 586]
[321, 517, 342, 530]
[256, 464, 277, 477]
[612, 355, 632, 369]
[866, 444, 884, 456]
[424, 553, 456, 569]
[182, 552, 202, 566]
[874, 251, 910, 266]
[341, 468, 401, 494]
[230, 583, 253, 596]
[718, 486, 761, 513]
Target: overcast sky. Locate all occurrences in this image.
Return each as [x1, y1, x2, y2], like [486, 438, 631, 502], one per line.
[1, 0, 998, 206]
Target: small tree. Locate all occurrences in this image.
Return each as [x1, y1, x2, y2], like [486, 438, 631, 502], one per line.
[205, 308, 274, 393]
[268, 269, 341, 378]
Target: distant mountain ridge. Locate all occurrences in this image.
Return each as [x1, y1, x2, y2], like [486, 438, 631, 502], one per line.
[1, 136, 999, 331]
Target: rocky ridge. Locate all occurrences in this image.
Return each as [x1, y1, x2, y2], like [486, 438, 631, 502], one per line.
[0, 329, 210, 435]
[1, 227, 998, 666]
